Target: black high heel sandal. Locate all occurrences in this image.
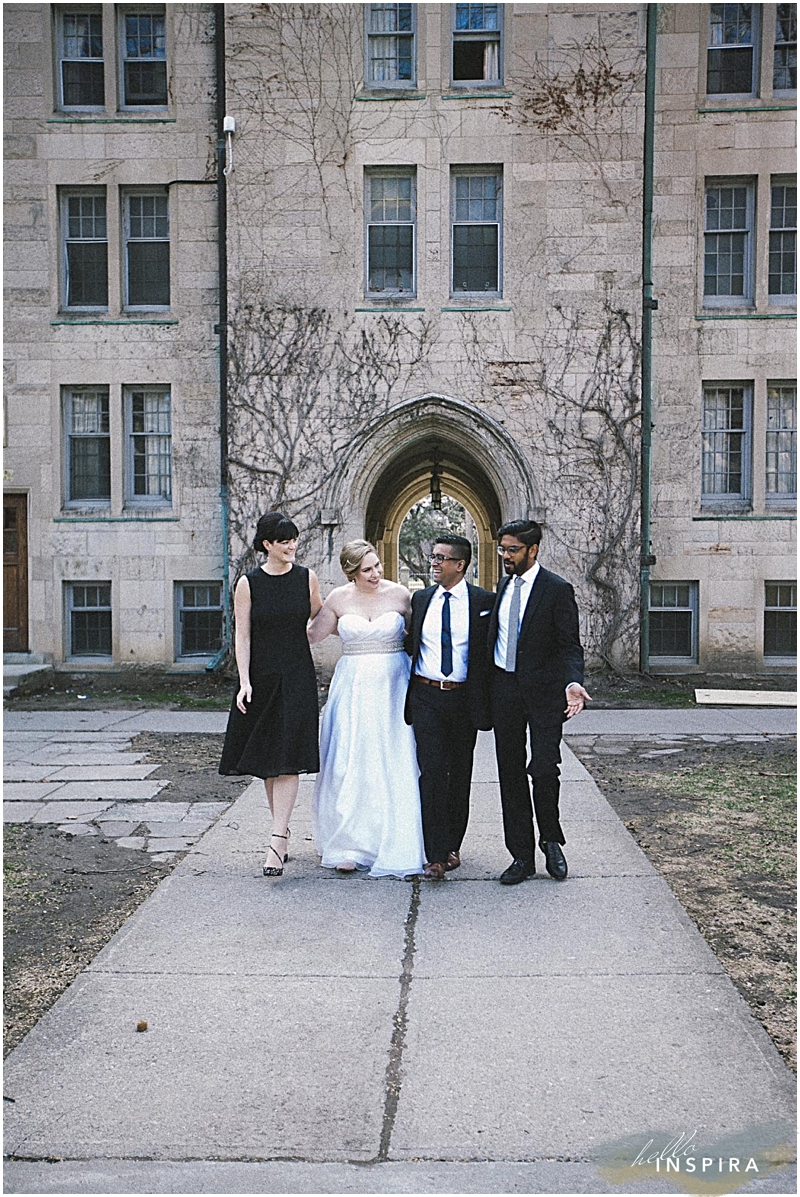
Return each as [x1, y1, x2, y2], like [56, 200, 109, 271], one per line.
[263, 834, 288, 877]
[284, 827, 291, 864]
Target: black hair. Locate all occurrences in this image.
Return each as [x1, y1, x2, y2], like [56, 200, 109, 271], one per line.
[253, 511, 299, 552]
[497, 519, 542, 548]
[432, 533, 472, 568]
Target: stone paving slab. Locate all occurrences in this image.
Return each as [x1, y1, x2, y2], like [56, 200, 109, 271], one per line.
[45, 780, 166, 802]
[3, 801, 44, 823]
[31, 801, 115, 824]
[100, 801, 192, 821]
[3, 971, 400, 1162]
[3, 712, 141, 732]
[44, 764, 159, 781]
[564, 708, 797, 735]
[392, 974, 795, 1160]
[3, 765, 53, 782]
[25, 752, 148, 767]
[3, 1159, 797, 1194]
[3, 781, 65, 802]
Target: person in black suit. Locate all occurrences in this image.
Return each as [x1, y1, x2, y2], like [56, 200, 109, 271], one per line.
[405, 535, 495, 880]
[488, 519, 591, 885]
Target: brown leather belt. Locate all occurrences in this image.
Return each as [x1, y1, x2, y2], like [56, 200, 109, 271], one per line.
[414, 675, 467, 690]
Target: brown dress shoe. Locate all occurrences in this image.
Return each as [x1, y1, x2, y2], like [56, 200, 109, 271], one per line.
[422, 861, 447, 880]
[445, 851, 461, 871]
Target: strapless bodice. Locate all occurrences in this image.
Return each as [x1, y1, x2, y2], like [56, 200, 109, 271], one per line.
[338, 611, 406, 655]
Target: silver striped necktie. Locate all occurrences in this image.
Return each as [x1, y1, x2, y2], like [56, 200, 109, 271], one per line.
[504, 576, 524, 672]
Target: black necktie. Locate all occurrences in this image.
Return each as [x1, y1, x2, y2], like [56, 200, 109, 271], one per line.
[440, 592, 453, 677]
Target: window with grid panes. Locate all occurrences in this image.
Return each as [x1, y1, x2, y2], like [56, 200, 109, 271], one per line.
[62, 190, 108, 308]
[452, 4, 502, 85]
[366, 170, 415, 295]
[176, 583, 223, 657]
[702, 383, 751, 501]
[707, 4, 757, 95]
[366, 4, 415, 87]
[451, 169, 501, 294]
[764, 583, 797, 656]
[57, 9, 104, 108]
[704, 182, 754, 305]
[769, 180, 797, 299]
[121, 8, 167, 106]
[124, 191, 170, 307]
[67, 582, 112, 657]
[649, 583, 698, 660]
[125, 387, 172, 502]
[64, 388, 110, 503]
[766, 382, 797, 498]
[774, 4, 797, 91]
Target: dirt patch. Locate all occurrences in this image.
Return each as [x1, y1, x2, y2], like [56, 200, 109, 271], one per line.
[571, 735, 797, 1071]
[3, 734, 248, 1058]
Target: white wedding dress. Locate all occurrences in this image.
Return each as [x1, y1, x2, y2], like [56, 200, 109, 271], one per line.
[312, 611, 425, 878]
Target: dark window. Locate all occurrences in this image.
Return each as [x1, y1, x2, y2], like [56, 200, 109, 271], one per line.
[702, 383, 751, 500]
[59, 10, 104, 108]
[177, 583, 223, 657]
[649, 583, 698, 660]
[122, 9, 167, 106]
[774, 3, 797, 91]
[125, 192, 170, 307]
[65, 388, 110, 503]
[764, 582, 797, 656]
[707, 4, 756, 95]
[68, 582, 112, 657]
[769, 181, 797, 298]
[766, 383, 797, 497]
[125, 388, 172, 502]
[451, 170, 501, 293]
[63, 192, 108, 308]
[367, 4, 415, 86]
[452, 3, 501, 84]
[704, 182, 753, 304]
[366, 171, 415, 294]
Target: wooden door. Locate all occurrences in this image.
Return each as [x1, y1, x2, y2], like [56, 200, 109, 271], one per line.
[3, 494, 28, 652]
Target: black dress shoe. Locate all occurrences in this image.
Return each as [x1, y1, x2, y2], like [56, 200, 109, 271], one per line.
[499, 859, 535, 885]
[540, 840, 568, 880]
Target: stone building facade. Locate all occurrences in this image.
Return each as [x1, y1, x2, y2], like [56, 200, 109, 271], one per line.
[3, 3, 796, 677]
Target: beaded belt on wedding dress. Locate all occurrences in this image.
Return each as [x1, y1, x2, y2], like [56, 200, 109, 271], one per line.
[341, 640, 406, 655]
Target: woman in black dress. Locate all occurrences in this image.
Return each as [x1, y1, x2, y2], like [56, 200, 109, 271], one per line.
[219, 512, 322, 876]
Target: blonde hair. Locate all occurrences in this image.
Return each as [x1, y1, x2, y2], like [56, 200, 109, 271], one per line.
[340, 539, 378, 581]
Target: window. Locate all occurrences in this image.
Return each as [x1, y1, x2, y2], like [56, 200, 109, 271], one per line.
[56, 8, 104, 109]
[764, 582, 797, 657]
[61, 189, 108, 309]
[66, 582, 112, 658]
[451, 168, 502, 295]
[124, 191, 170, 307]
[452, 3, 502, 85]
[125, 387, 172, 502]
[64, 387, 110, 504]
[366, 169, 416, 296]
[649, 583, 698, 662]
[707, 4, 758, 95]
[702, 383, 752, 502]
[121, 7, 167, 106]
[176, 583, 223, 658]
[366, 4, 415, 87]
[774, 3, 797, 92]
[769, 179, 797, 300]
[766, 382, 797, 498]
[703, 181, 754, 306]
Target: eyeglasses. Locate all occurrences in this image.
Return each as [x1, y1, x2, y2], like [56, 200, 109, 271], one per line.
[497, 545, 527, 556]
[429, 554, 459, 564]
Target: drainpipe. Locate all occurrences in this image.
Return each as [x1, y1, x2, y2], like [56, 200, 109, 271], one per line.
[639, 2, 658, 675]
[207, 3, 230, 672]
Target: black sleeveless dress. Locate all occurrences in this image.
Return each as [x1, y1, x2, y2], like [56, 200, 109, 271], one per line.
[219, 564, 320, 778]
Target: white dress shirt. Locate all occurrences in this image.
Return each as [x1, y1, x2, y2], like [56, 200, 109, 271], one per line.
[416, 579, 470, 683]
[493, 561, 540, 670]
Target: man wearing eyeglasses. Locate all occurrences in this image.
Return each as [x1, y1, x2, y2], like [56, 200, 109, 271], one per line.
[404, 535, 495, 881]
[488, 519, 591, 885]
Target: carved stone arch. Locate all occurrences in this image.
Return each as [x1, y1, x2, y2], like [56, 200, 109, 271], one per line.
[322, 394, 541, 589]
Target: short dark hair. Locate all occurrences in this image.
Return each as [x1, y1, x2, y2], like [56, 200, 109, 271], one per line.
[497, 519, 542, 548]
[432, 533, 472, 568]
[253, 511, 299, 551]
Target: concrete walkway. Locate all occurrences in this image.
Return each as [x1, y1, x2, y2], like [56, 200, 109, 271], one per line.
[3, 711, 796, 1195]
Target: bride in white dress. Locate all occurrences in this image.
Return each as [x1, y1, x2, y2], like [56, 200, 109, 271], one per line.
[308, 540, 425, 878]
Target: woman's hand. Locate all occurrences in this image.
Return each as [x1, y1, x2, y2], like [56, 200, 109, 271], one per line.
[236, 682, 252, 713]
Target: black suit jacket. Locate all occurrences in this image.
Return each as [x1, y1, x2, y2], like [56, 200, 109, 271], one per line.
[488, 566, 584, 724]
[405, 582, 495, 729]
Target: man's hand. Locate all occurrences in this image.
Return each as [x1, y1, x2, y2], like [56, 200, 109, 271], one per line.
[564, 682, 592, 719]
